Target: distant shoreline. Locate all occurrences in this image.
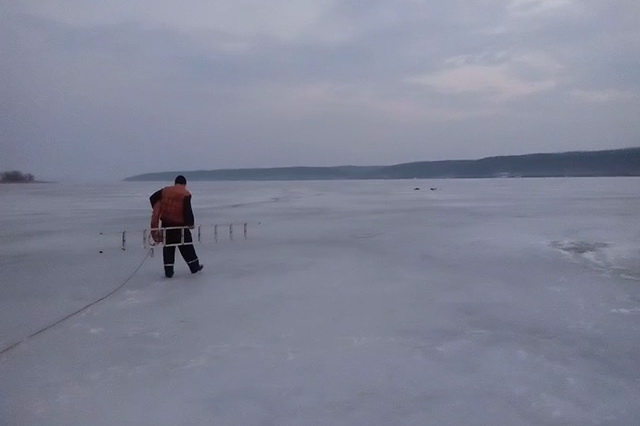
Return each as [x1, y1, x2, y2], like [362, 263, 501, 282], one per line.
[124, 147, 640, 182]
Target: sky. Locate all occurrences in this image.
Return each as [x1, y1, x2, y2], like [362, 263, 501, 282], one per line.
[1, 0, 639, 181]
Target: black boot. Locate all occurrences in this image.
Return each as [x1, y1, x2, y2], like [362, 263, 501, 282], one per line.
[164, 266, 174, 278]
[190, 263, 204, 274]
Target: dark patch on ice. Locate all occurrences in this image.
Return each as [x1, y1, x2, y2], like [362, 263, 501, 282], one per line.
[550, 240, 609, 254]
[551, 240, 640, 281]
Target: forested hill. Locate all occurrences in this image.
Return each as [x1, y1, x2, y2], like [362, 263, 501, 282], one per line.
[125, 147, 640, 181]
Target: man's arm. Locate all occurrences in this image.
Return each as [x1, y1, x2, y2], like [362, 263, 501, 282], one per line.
[151, 199, 162, 230]
[149, 189, 162, 208]
[150, 199, 163, 242]
[183, 195, 195, 227]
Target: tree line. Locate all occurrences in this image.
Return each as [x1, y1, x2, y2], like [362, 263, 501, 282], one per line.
[1, 171, 35, 183]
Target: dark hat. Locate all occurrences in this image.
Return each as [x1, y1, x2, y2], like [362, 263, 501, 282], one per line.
[175, 175, 187, 185]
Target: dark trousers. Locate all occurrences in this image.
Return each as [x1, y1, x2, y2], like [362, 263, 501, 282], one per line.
[163, 227, 200, 275]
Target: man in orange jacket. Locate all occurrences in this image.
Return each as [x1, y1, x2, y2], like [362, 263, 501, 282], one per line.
[150, 175, 204, 278]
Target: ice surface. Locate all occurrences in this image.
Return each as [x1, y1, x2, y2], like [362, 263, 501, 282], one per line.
[1, 178, 639, 426]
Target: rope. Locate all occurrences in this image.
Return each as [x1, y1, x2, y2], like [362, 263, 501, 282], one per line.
[0, 251, 152, 358]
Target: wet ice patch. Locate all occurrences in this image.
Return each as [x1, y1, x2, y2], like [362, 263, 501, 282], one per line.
[551, 240, 609, 255]
[119, 297, 140, 306]
[351, 232, 384, 239]
[180, 356, 208, 369]
[551, 240, 640, 280]
[611, 308, 640, 315]
[551, 240, 612, 272]
[530, 392, 590, 422]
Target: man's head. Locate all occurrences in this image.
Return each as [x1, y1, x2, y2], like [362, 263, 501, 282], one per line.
[175, 175, 187, 185]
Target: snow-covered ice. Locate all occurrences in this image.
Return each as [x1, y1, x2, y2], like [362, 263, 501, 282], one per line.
[1, 178, 639, 425]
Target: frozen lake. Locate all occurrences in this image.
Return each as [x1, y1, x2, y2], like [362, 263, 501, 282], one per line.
[1, 178, 639, 425]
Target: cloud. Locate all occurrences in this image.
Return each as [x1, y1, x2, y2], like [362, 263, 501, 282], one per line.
[571, 89, 638, 103]
[253, 82, 499, 122]
[507, 0, 576, 17]
[3, 0, 640, 180]
[20, 0, 347, 44]
[407, 52, 560, 102]
[408, 64, 556, 100]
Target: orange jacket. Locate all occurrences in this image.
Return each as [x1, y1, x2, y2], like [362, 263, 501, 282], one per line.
[150, 184, 195, 229]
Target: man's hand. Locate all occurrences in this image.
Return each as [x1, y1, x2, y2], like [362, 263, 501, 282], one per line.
[151, 230, 163, 243]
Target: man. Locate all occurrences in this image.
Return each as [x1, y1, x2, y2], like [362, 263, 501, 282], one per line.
[150, 175, 204, 278]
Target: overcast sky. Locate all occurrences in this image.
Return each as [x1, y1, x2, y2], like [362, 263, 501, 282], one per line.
[2, 0, 639, 181]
